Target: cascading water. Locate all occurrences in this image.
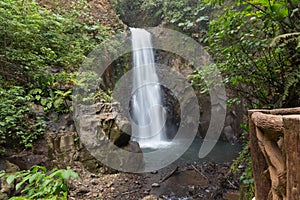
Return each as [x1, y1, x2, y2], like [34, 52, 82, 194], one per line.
[130, 27, 168, 148]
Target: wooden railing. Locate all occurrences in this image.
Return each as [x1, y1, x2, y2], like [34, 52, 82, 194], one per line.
[249, 107, 300, 200]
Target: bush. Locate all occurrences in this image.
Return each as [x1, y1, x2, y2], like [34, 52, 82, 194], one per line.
[0, 0, 108, 77]
[2, 166, 78, 200]
[205, 0, 300, 108]
[0, 85, 46, 155]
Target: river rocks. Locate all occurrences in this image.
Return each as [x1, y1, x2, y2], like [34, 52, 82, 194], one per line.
[6, 153, 49, 170]
[142, 195, 161, 200]
[223, 190, 240, 200]
[3, 161, 19, 173]
[0, 160, 5, 172]
[66, 160, 241, 200]
[0, 179, 13, 200]
[151, 183, 160, 187]
[120, 141, 145, 172]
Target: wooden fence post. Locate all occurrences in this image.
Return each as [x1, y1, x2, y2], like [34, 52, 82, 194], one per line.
[249, 108, 300, 200]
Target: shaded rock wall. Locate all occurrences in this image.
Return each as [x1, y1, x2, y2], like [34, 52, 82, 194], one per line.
[156, 51, 244, 142]
[1, 102, 144, 174]
[74, 102, 145, 173]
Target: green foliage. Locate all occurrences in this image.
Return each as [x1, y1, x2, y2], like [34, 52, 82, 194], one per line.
[0, 0, 112, 154]
[205, 0, 300, 108]
[161, 0, 210, 34]
[0, 0, 108, 75]
[0, 0, 110, 111]
[189, 64, 223, 94]
[113, 0, 210, 34]
[4, 166, 78, 200]
[231, 125, 254, 199]
[112, 0, 162, 27]
[231, 141, 254, 198]
[0, 85, 46, 155]
[29, 71, 76, 113]
[73, 70, 102, 105]
[139, 0, 211, 38]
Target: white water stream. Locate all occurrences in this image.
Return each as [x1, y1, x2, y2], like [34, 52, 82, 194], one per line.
[130, 28, 169, 149]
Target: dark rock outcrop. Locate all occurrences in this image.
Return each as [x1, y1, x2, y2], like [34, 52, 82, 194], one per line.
[3, 101, 144, 174]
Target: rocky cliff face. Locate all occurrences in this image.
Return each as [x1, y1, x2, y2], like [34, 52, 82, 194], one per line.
[154, 50, 244, 143]
[74, 102, 144, 173]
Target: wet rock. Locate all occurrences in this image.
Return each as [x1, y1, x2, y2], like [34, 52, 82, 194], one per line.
[5, 160, 19, 173]
[223, 125, 235, 142]
[0, 175, 14, 199]
[144, 190, 150, 195]
[151, 183, 160, 187]
[73, 102, 145, 173]
[91, 179, 98, 185]
[77, 187, 90, 195]
[120, 141, 145, 172]
[7, 153, 49, 170]
[142, 195, 161, 200]
[223, 190, 239, 200]
[0, 160, 6, 171]
[0, 193, 8, 200]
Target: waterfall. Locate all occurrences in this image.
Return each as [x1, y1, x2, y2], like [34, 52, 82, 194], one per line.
[130, 28, 168, 148]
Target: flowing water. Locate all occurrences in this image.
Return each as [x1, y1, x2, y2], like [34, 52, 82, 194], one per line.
[130, 28, 169, 148]
[130, 28, 241, 165]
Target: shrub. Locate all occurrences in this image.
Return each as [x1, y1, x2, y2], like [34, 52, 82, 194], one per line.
[3, 166, 78, 200]
[0, 85, 46, 155]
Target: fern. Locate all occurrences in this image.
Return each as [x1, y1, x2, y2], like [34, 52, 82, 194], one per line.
[276, 69, 300, 107]
[270, 32, 300, 47]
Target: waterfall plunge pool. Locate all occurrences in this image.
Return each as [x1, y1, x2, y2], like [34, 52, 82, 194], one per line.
[141, 139, 241, 165]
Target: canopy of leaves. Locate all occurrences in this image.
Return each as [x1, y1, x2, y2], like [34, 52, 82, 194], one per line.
[205, 0, 300, 108]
